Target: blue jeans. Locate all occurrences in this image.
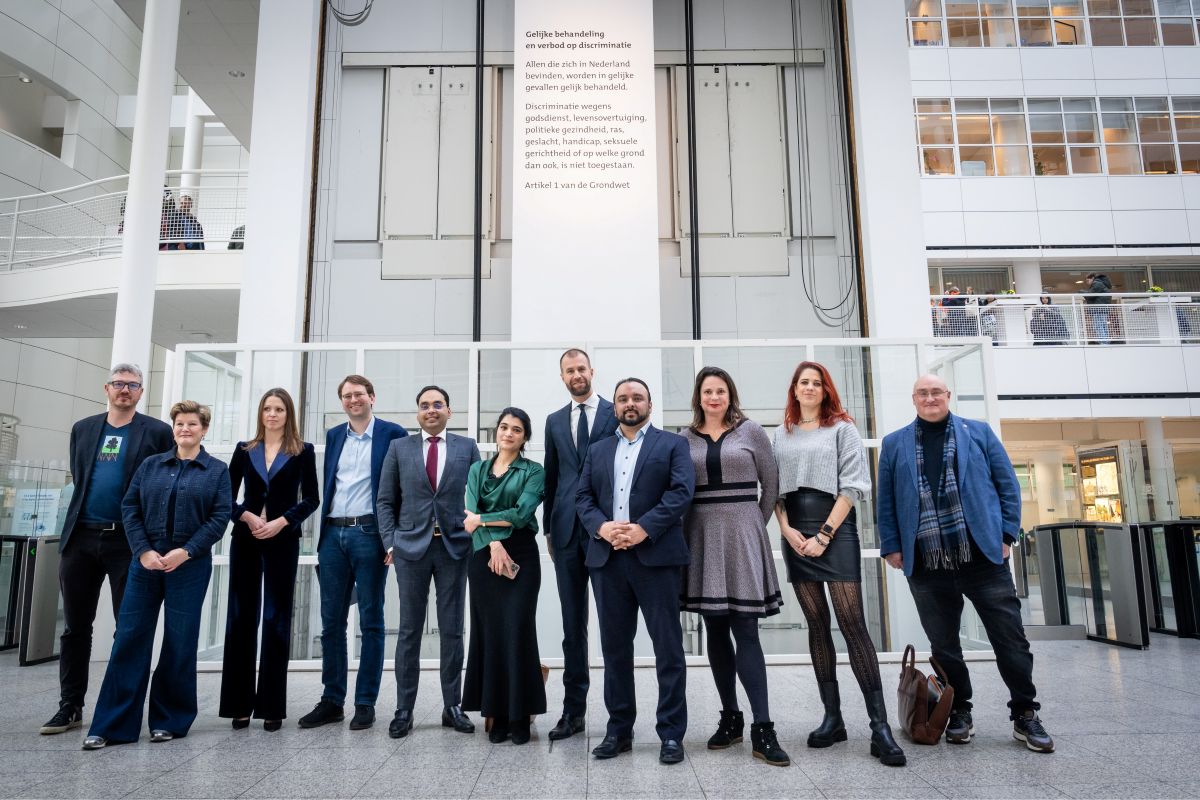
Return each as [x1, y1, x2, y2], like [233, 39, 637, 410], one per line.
[318, 523, 387, 707]
[907, 556, 1039, 719]
[87, 554, 212, 742]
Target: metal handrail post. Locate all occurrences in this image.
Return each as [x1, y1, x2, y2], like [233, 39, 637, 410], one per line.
[5, 197, 18, 271]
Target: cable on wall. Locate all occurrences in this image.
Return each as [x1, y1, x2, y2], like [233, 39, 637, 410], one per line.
[326, 0, 373, 27]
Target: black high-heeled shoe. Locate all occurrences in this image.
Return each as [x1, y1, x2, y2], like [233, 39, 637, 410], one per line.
[263, 720, 282, 732]
[232, 718, 251, 730]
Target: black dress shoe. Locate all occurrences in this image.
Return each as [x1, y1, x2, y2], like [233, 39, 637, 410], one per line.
[659, 739, 685, 765]
[592, 734, 633, 759]
[510, 720, 531, 745]
[441, 705, 475, 734]
[263, 720, 282, 732]
[488, 720, 510, 743]
[231, 718, 251, 730]
[547, 714, 585, 741]
[349, 705, 375, 730]
[389, 710, 413, 739]
[298, 700, 344, 729]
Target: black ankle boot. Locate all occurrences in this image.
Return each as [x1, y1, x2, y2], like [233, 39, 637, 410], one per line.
[808, 681, 847, 748]
[750, 721, 791, 767]
[706, 709, 744, 750]
[865, 689, 906, 766]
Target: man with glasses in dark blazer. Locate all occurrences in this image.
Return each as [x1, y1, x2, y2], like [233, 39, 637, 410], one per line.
[42, 364, 172, 736]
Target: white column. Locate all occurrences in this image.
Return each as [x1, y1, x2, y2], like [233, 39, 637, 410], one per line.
[110, 0, 182, 376]
[1013, 259, 1042, 295]
[237, 0, 322, 345]
[180, 89, 206, 196]
[1144, 417, 1179, 521]
[844, 0, 928, 338]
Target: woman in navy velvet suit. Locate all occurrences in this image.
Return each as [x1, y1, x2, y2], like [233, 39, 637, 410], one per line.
[219, 389, 319, 730]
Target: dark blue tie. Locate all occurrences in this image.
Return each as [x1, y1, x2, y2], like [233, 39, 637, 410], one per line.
[575, 403, 589, 465]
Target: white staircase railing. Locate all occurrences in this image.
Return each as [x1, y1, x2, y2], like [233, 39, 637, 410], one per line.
[0, 169, 247, 271]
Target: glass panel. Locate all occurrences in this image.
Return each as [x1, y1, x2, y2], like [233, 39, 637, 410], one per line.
[909, 0, 944, 14]
[701, 346, 809, 431]
[1137, 112, 1173, 143]
[948, 17, 985, 45]
[955, 98, 990, 112]
[363, 349, 472, 434]
[1054, 17, 1087, 43]
[1029, 113, 1066, 142]
[1086, 0, 1120, 11]
[300, 351, 359, 443]
[1015, 0, 1051, 14]
[1063, 98, 1096, 112]
[1019, 17, 1055, 43]
[942, 266, 1012, 294]
[919, 114, 956, 144]
[1142, 144, 1179, 174]
[1064, 113, 1098, 143]
[1089, 17, 1125, 44]
[945, 0, 981, 13]
[922, 147, 958, 174]
[1102, 112, 1137, 143]
[1120, 0, 1154, 13]
[916, 97, 953, 113]
[982, 0, 1016, 12]
[1174, 97, 1200, 112]
[180, 351, 242, 448]
[1101, 97, 1134, 112]
[1178, 142, 1200, 173]
[1033, 145, 1069, 175]
[1051, 0, 1084, 13]
[1161, 17, 1198, 45]
[991, 98, 1024, 112]
[959, 145, 996, 175]
[996, 145, 1032, 174]
[1158, 0, 1194, 12]
[1027, 97, 1062, 112]
[912, 19, 945, 45]
[956, 113, 993, 144]
[1123, 16, 1159, 46]
[1069, 145, 1103, 173]
[984, 17, 1018, 44]
[1105, 144, 1143, 173]
[992, 113, 1028, 144]
[1135, 96, 1169, 112]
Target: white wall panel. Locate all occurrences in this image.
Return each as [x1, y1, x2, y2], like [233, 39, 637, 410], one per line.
[1108, 176, 1184, 211]
[920, 177, 962, 213]
[1036, 210, 1115, 245]
[674, 66, 732, 236]
[948, 49, 1022, 81]
[1112, 210, 1189, 243]
[334, 68, 384, 242]
[437, 67, 493, 239]
[963, 210, 1039, 246]
[1033, 177, 1111, 212]
[960, 179, 1036, 213]
[909, 49, 950, 83]
[1181, 176, 1200, 209]
[784, 65, 835, 238]
[923, 211, 965, 247]
[727, 65, 786, 236]
[1165, 49, 1200, 81]
[1019, 48, 1094, 82]
[383, 67, 441, 237]
[722, 0, 794, 50]
[1091, 49, 1167, 81]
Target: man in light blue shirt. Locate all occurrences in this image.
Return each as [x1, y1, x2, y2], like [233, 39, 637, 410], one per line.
[300, 375, 407, 732]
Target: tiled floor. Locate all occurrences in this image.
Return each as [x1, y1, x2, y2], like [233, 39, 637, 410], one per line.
[2, 635, 1198, 799]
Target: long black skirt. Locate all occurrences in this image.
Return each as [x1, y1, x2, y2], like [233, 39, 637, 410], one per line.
[782, 488, 862, 583]
[462, 529, 546, 721]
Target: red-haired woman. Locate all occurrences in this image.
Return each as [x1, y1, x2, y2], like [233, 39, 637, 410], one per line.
[772, 362, 905, 767]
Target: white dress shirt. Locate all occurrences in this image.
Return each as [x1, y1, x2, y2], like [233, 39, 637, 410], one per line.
[570, 393, 600, 448]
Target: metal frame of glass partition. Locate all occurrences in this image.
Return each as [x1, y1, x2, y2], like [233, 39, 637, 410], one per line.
[169, 337, 999, 670]
[1137, 520, 1200, 639]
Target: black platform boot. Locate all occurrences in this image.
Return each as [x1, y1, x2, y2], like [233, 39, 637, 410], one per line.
[750, 721, 791, 767]
[807, 682, 847, 748]
[865, 689, 906, 766]
[706, 709, 744, 750]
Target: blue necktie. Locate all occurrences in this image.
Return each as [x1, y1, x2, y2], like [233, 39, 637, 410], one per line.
[575, 403, 589, 465]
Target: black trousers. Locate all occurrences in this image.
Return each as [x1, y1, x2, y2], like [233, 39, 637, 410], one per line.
[58, 526, 132, 709]
[551, 527, 590, 716]
[219, 534, 300, 720]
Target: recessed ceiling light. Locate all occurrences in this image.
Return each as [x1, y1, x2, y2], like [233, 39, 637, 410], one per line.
[13, 323, 27, 329]
[17, 72, 31, 84]
[228, 69, 245, 78]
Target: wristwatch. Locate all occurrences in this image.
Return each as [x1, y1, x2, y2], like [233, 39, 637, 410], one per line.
[819, 523, 835, 538]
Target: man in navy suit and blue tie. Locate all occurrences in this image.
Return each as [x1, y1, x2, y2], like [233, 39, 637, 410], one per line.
[299, 375, 407, 731]
[376, 385, 481, 738]
[542, 348, 618, 740]
[577, 378, 695, 765]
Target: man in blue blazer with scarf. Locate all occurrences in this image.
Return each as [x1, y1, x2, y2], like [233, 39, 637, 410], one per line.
[878, 374, 1053, 754]
[577, 377, 695, 766]
[299, 375, 406, 732]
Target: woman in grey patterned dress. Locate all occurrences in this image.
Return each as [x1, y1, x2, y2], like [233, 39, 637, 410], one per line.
[773, 361, 905, 767]
[681, 367, 789, 767]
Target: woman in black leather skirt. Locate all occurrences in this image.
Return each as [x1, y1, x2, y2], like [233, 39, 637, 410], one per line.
[771, 361, 905, 767]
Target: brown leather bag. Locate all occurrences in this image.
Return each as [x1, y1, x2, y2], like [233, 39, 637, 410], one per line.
[897, 644, 954, 745]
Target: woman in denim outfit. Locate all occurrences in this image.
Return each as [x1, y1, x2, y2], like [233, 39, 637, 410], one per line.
[83, 400, 231, 749]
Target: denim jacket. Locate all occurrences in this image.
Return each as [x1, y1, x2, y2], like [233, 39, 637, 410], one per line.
[122, 446, 232, 560]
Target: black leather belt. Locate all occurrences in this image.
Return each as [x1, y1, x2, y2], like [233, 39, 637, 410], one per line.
[77, 522, 123, 533]
[326, 514, 375, 528]
[433, 524, 443, 537]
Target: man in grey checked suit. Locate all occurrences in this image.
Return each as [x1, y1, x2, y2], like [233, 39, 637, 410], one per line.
[376, 385, 481, 738]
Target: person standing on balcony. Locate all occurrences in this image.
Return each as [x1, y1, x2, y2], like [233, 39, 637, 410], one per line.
[1030, 293, 1069, 345]
[376, 386, 481, 739]
[82, 401, 231, 749]
[41, 365, 173, 736]
[219, 389, 319, 732]
[1082, 272, 1113, 344]
[772, 362, 905, 768]
[681, 367, 789, 767]
[176, 195, 205, 251]
[541, 348, 618, 741]
[878, 374, 1054, 754]
[299, 376, 407, 732]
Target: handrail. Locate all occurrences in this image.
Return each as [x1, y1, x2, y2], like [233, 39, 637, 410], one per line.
[0, 169, 246, 204]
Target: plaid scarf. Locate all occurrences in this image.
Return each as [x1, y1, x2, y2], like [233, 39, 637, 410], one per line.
[913, 416, 971, 570]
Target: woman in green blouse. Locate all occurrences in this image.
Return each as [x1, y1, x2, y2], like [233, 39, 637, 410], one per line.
[461, 407, 547, 744]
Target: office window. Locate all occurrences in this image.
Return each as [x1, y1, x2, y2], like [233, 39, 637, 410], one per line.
[909, 0, 1200, 46]
[1151, 266, 1200, 292]
[915, 94, 1199, 176]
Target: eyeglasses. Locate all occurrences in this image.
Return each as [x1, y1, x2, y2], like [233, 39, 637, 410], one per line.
[341, 391, 370, 401]
[419, 401, 447, 411]
[108, 381, 142, 391]
[914, 389, 948, 399]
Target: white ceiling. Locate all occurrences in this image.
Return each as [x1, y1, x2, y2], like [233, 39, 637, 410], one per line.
[115, 0, 259, 146]
[0, 289, 241, 347]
